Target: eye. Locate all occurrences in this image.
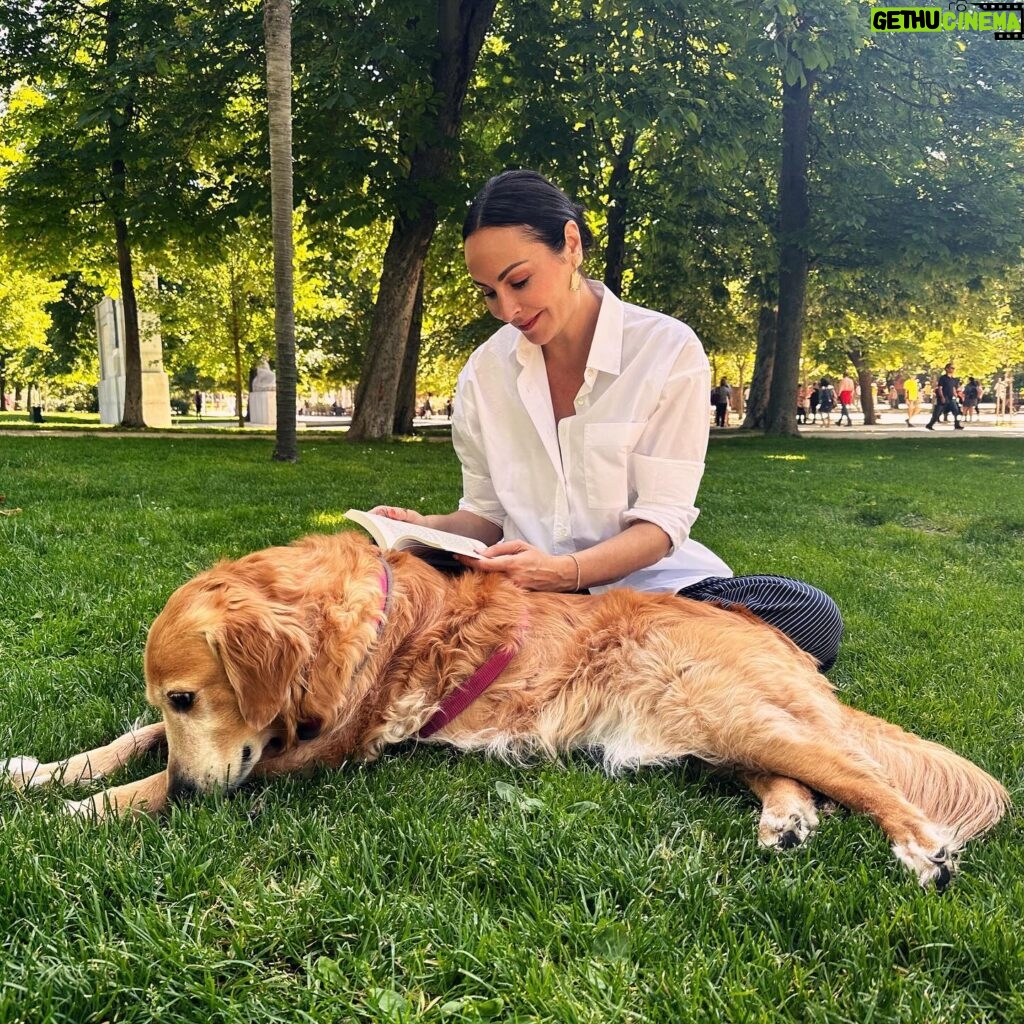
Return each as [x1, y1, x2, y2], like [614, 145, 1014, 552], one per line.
[167, 691, 195, 712]
[510, 277, 529, 290]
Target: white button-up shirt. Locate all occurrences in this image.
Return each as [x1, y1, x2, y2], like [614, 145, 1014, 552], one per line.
[452, 285, 732, 593]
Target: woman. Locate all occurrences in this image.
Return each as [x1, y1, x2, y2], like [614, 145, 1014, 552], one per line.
[373, 170, 843, 669]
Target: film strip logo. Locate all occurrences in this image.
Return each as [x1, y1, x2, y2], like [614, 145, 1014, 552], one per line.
[969, 1, 1024, 39]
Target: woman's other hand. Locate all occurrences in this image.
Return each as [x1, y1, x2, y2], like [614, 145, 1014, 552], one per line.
[368, 506, 428, 526]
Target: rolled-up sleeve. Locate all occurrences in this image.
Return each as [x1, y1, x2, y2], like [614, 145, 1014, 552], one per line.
[622, 339, 710, 552]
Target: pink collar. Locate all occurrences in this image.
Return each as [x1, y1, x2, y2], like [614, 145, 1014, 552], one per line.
[377, 561, 393, 629]
[418, 632, 522, 739]
[373, 559, 521, 739]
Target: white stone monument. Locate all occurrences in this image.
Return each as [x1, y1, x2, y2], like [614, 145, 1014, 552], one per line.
[247, 357, 277, 427]
[95, 297, 172, 427]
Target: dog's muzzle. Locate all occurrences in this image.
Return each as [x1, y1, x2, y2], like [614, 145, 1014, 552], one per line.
[167, 774, 200, 802]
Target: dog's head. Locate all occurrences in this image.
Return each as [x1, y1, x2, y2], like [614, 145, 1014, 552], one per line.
[144, 534, 388, 801]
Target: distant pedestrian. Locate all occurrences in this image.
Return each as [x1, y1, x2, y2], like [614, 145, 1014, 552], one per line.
[797, 385, 808, 424]
[712, 377, 732, 428]
[817, 377, 836, 426]
[904, 376, 920, 426]
[962, 377, 981, 422]
[836, 374, 855, 426]
[194, 391, 203, 418]
[925, 363, 963, 431]
[809, 385, 820, 423]
[994, 378, 1008, 417]
[28, 383, 43, 423]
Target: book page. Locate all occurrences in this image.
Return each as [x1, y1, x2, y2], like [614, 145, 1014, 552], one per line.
[344, 509, 486, 558]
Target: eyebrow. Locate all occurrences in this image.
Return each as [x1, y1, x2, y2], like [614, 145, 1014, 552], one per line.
[471, 259, 529, 288]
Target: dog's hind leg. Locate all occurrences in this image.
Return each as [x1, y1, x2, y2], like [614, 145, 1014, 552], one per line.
[739, 772, 824, 851]
[733, 733, 961, 888]
[1, 722, 166, 790]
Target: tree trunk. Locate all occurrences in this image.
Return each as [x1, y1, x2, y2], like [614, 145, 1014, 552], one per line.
[603, 129, 635, 296]
[348, 0, 499, 441]
[351, 214, 435, 438]
[113, 213, 144, 428]
[393, 267, 425, 435]
[265, 0, 298, 462]
[848, 345, 875, 425]
[104, 0, 144, 428]
[230, 270, 245, 429]
[742, 302, 777, 429]
[765, 73, 813, 437]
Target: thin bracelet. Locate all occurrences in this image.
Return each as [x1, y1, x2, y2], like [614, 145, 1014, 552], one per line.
[568, 553, 582, 592]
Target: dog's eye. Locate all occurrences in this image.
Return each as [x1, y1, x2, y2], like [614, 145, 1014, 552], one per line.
[167, 692, 195, 712]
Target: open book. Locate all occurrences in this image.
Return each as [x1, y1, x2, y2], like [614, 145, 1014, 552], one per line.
[344, 509, 487, 559]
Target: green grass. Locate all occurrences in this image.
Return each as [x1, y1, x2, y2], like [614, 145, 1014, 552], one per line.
[1, 433, 1022, 1023]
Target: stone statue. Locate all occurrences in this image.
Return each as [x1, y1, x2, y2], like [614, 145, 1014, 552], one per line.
[252, 358, 276, 392]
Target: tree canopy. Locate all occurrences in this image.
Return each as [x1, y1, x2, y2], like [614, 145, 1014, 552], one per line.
[1, 0, 1021, 432]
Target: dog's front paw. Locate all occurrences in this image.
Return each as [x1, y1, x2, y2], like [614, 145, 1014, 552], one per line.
[757, 804, 820, 850]
[62, 795, 101, 820]
[0, 756, 48, 789]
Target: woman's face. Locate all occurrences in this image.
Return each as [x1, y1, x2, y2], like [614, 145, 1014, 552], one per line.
[464, 224, 582, 347]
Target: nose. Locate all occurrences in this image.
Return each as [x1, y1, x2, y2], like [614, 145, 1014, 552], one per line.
[494, 290, 520, 324]
[168, 774, 200, 802]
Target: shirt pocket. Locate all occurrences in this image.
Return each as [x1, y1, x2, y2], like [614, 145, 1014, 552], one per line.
[583, 422, 645, 510]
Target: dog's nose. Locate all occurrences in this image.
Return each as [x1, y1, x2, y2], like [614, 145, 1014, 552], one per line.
[168, 774, 200, 802]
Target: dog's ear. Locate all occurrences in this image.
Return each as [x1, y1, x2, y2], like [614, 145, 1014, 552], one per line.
[207, 601, 312, 732]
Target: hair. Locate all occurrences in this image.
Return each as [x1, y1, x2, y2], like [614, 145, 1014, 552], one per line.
[462, 169, 595, 255]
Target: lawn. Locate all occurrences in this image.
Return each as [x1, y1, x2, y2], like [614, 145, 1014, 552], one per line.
[1, 433, 1022, 1022]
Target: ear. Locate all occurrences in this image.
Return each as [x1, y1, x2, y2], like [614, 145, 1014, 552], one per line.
[207, 601, 312, 732]
[563, 219, 582, 257]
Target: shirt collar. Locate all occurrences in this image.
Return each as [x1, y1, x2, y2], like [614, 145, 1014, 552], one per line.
[514, 283, 624, 377]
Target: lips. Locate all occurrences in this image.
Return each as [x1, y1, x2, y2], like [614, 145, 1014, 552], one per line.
[513, 312, 539, 332]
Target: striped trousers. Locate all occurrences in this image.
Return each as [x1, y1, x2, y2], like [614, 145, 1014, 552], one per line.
[678, 575, 844, 672]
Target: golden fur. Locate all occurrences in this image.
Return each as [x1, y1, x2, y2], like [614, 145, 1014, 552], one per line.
[3, 532, 1009, 888]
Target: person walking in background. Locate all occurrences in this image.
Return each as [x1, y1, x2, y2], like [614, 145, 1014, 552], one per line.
[712, 377, 732, 428]
[962, 377, 981, 422]
[994, 378, 1008, 417]
[808, 383, 820, 424]
[836, 373, 855, 426]
[904, 375, 921, 426]
[28, 383, 43, 423]
[926, 363, 963, 431]
[817, 377, 836, 426]
[797, 384, 808, 424]
[193, 390, 203, 419]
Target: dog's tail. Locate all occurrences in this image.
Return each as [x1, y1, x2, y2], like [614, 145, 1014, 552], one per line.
[848, 706, 1010, 844]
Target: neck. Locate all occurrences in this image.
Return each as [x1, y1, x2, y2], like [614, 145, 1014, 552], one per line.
[544, 279, 601, 373]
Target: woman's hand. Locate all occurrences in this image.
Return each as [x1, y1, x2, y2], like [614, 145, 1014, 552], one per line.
[467, 539, 578, 592]
[368, 505, 428, 526]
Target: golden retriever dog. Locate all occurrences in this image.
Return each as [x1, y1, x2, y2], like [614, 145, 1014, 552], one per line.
[3, 532, 1009, 889]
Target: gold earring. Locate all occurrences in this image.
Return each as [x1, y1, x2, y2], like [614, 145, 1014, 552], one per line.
[570, 259, 582, 293]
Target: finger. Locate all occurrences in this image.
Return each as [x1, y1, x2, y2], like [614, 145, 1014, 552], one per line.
[480, 540, 529, 558]
[469, 555, 505, 573]
[369, 506, 408, 520]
